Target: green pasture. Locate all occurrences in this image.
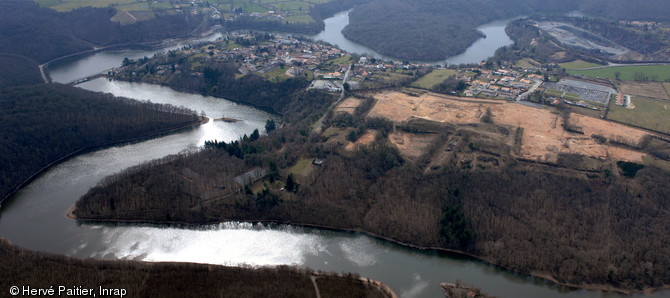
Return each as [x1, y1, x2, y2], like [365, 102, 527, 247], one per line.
[558, 59, 602, 70]
[607, 95, 670, 134]
[569, 65, 670, 82]
[411, 69, 457, 89]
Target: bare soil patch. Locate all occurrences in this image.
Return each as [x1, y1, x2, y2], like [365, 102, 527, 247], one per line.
[618, 82, 670, 100]
[371, 91, 649, 162]
[388, 131, 436, 161]
[368, 91, 498, 124]
[335, 97, 362, 114]
[345, 130, 377, 151]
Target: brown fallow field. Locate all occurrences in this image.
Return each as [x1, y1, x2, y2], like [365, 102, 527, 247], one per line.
[367, 91, 649, 162]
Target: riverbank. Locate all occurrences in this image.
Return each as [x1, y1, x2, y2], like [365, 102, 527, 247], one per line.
[68, 210, 670, 296]
[134, 79, 286, 118]
[1, 117, 203, 206]
[441, 282, 494, 298]
[0, 237, 394, 298]
[40, 33, 207, 84]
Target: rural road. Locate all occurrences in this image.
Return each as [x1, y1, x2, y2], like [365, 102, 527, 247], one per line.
[516, 79, 542, 101]
[310, 275, 322, 298]
[311, 64, 352, 133]
[568, 62, 670, 71]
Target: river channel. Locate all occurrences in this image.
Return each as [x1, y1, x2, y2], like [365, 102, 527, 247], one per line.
[310, 10, 514, 66]
[0, 12, 664, 298]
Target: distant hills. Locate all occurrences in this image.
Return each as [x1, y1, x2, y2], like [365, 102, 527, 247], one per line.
[342, 0, 670, 60]
[0, 1, 203, 63]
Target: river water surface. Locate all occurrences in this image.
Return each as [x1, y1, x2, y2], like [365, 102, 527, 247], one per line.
[0, 13, 665, 298]
[309, 10, 514, 65]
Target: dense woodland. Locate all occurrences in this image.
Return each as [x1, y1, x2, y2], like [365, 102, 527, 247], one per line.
[0, 238, 390, 298]
[342, 0, 670, 60]
[0, 1, 204, 63]
[0, 84, 201, 201]
[75, 75, 670, 291]
[0, 53, 43, 88]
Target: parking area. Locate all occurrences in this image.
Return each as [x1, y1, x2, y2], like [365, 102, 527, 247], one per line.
[543, 79, 615, 105]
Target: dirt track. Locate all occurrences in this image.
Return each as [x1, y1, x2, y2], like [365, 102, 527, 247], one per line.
[369, 91, 649, 162]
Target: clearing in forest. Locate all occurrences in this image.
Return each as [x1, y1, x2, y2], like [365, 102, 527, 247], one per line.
[335, 97, 363, 114]
[345, 130, 377, 151]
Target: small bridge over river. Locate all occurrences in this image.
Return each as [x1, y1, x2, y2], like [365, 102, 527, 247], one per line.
[67, 74, 108, 86]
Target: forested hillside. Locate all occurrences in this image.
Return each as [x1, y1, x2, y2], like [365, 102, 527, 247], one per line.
[74, 112, 670, 291]
[0, 1, 203, 63]
[579, 0, 670, 22]
[0, 84, 201, 201]
[342, 0, 670, 60]
[0, 54, 43, 88]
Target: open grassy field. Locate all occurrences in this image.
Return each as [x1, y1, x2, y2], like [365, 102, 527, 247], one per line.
[515, 58, 541, 68]
[544, 89, 563, 97]
[411, 69, 457, 89]
[39, 0, 334, 22]
[213, 0, 269, 13]
[38, 0, 155, 12]
[607, 95, 670, 134]
[286, 158, 316, 177]
[285, 15, 315, 23]
[213, 0, 336, 22]
[558, 59, 602, 70]
[118, 2, 172, 11]
[260, 66, 290, 82]
[369, 70, 413, 84]
[35, 0, 61, 7]
[318, 55, 353, 72]
[269, 1, 312, 11]
[568, 65, 670, 81]
[618, 81, 670, 100]
[563, 93, 581, 101]
[321, 126, 352, 147]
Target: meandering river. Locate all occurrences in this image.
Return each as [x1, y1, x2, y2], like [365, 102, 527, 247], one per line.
[0, 13, 665, 298]
[310, 10, 515, 65]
